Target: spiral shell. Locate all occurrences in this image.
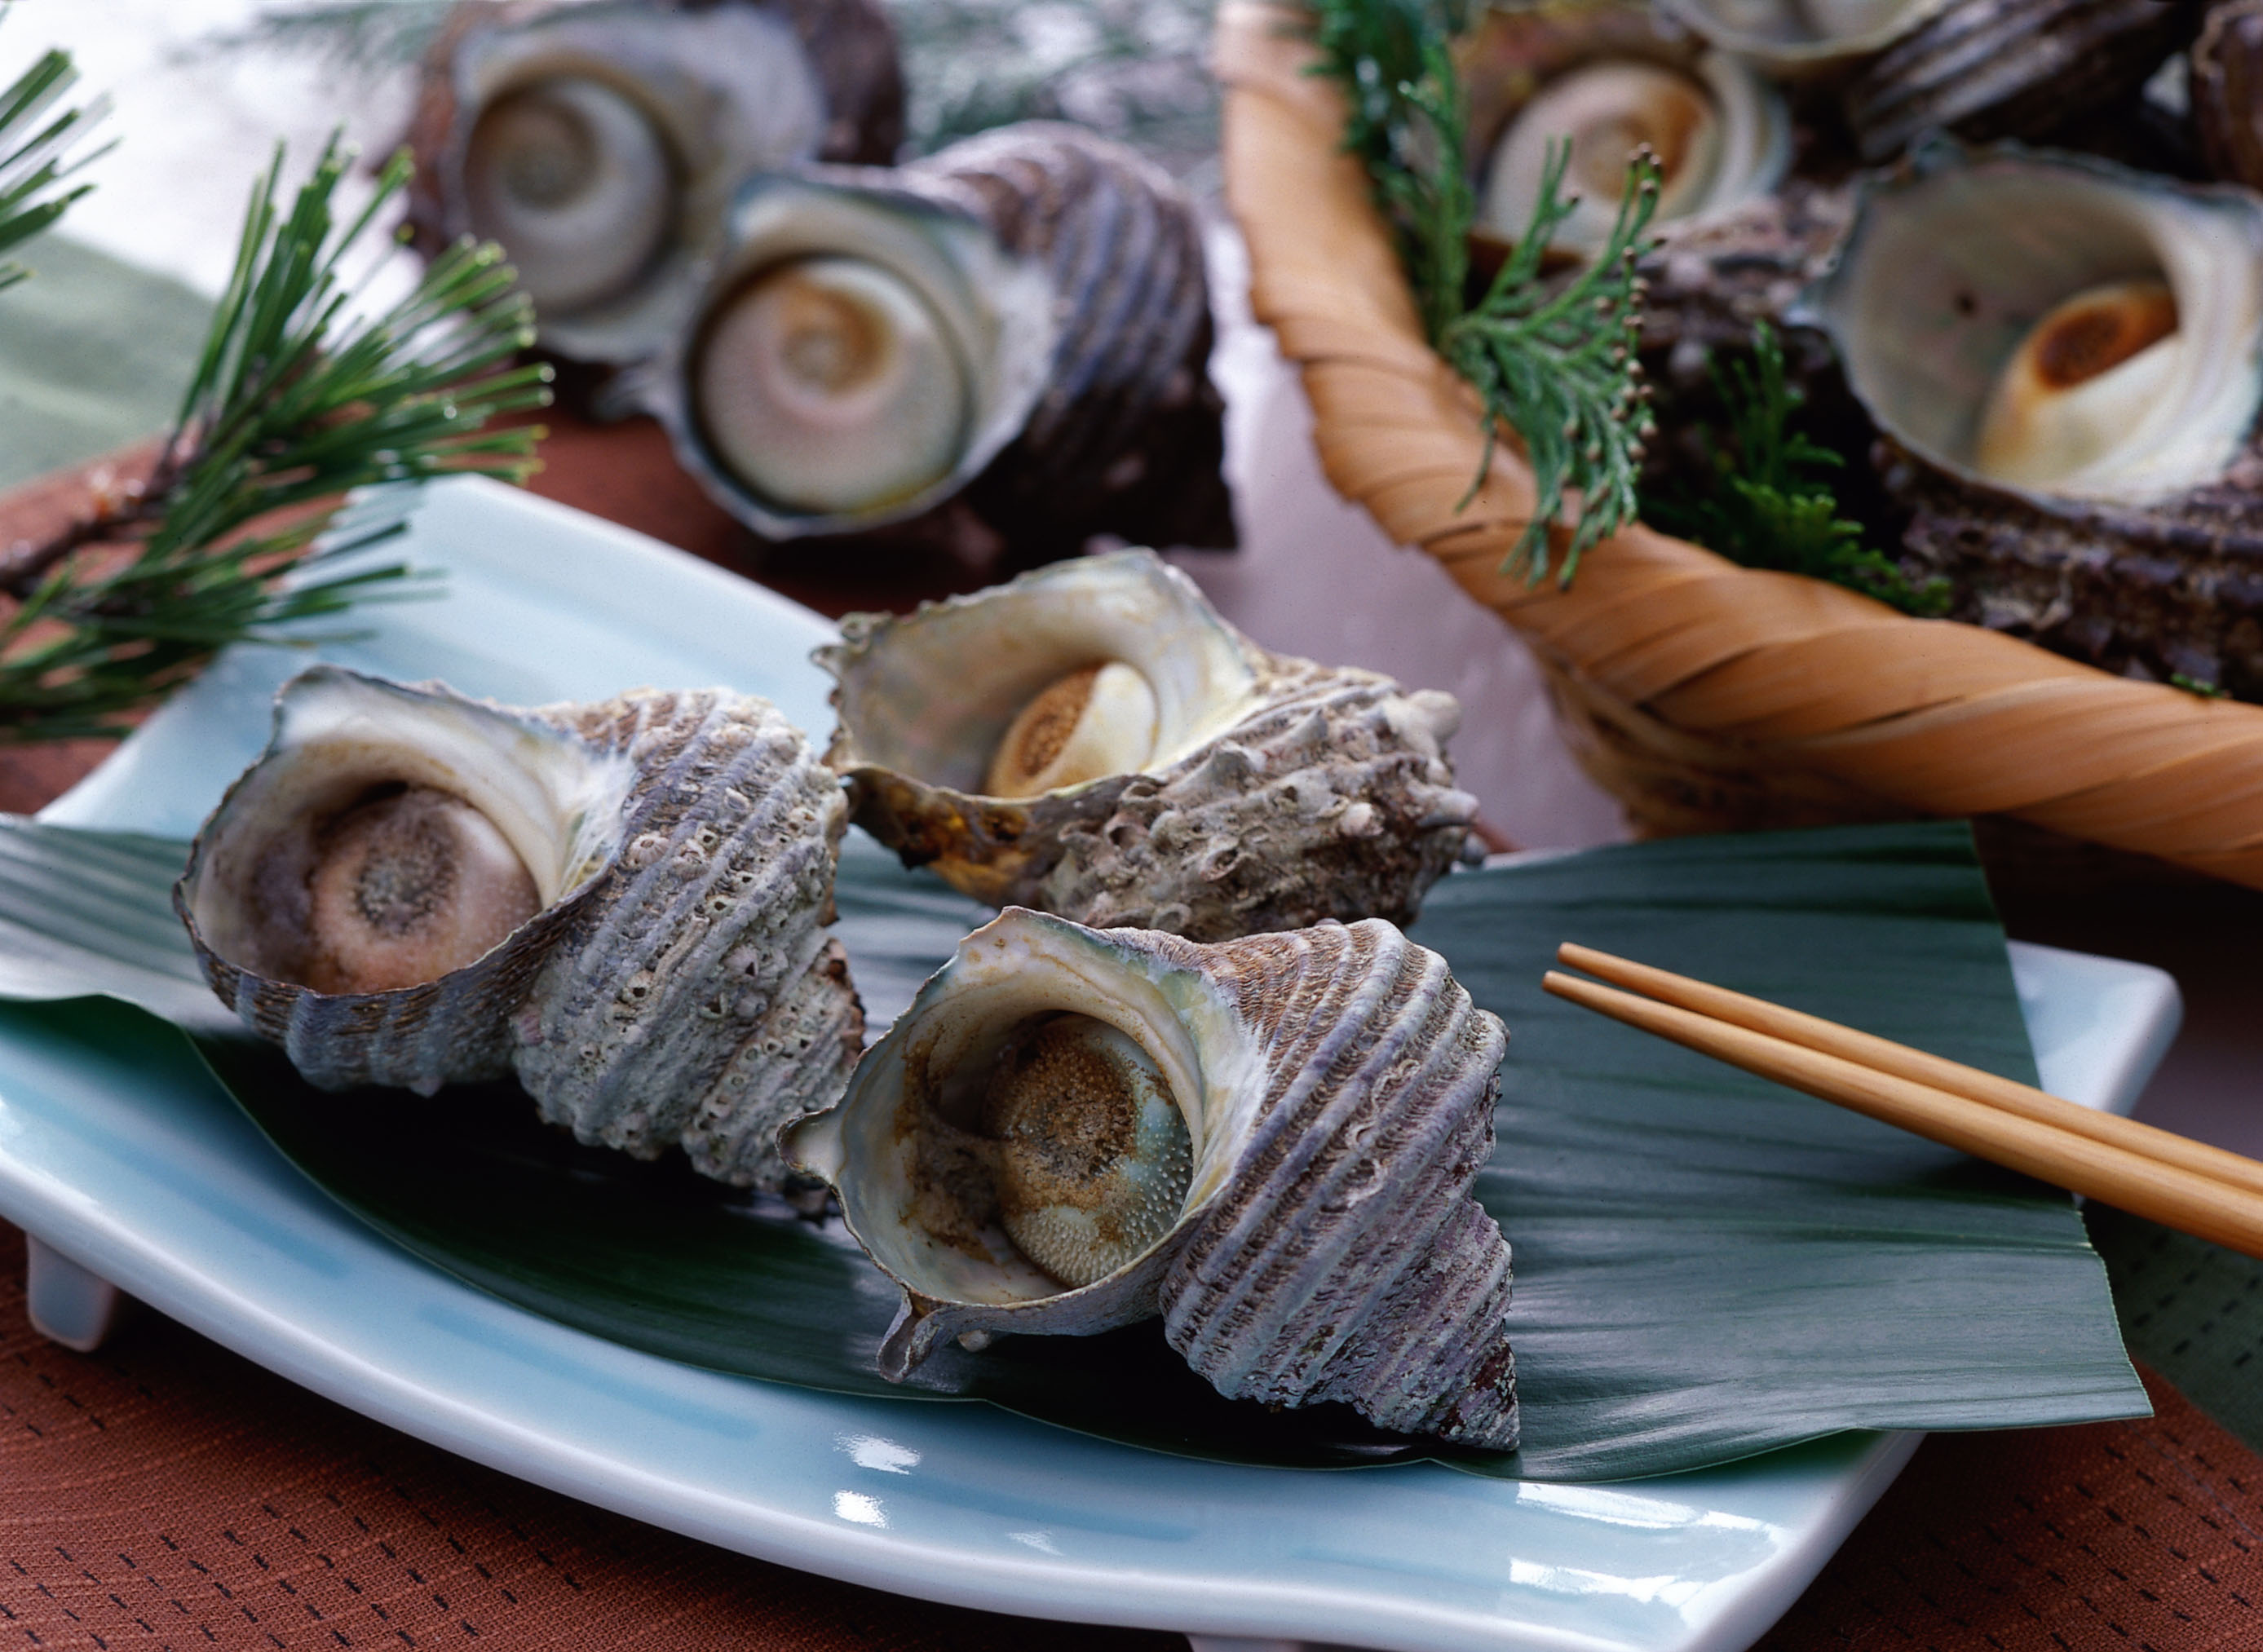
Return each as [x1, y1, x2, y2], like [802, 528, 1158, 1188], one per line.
[1807, 146, 2263, 698]
[643, 121, 1231, 554]
[176, 667, 864, 1189]
[785, 907, 1519, 1448]
[1458, 2, 1789, 254]
[403, 0, 905, 367]
[819, 550, 1478, 942]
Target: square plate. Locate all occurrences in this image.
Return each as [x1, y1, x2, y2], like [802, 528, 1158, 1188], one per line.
[2, 479, 2183, 1652]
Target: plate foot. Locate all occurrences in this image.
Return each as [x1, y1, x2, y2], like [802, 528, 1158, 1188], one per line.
[25, 1234, 134, 1351]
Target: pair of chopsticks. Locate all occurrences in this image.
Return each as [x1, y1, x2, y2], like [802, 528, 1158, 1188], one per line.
[1543, 943, 2263, 1261]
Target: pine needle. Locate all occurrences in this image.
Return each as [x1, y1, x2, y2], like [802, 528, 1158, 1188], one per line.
[1306, 0, 1658, 585]
[0, 135, 555, 742]
[0, 21, 108, 294]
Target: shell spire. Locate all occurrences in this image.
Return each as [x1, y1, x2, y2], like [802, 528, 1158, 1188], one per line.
[787, 908, 1518, 1450]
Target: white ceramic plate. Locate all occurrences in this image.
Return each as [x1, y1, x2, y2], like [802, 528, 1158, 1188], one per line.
[1, 479, 2183, 1652]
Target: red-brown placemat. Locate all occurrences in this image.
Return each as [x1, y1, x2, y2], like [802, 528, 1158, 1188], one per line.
[7, 431, 2263, 1650]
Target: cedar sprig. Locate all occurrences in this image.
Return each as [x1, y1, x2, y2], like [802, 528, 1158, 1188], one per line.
[1306, 0, 1660, 585]
[0, 135, 555, 741]
[1641, 321, 1947, 616]
[0, 30, 108, 293]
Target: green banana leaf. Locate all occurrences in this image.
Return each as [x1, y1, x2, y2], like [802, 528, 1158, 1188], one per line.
[0, 815, 2145, 1480]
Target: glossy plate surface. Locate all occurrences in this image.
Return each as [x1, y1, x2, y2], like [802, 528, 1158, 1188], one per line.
[2, 479, 2183, 1652]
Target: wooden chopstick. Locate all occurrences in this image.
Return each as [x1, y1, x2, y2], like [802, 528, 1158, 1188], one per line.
[1558, 942, 2263, 1201]
[1540, 959, 2263, 1261]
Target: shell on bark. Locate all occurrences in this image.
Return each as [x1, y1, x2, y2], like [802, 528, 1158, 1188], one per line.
[2195, 0, 2263, 190]
[1806, 145, 2263, 698]
[175, 667, 864, 1189]
[783, 906, 1519, 1448]
[816, 550, 1478, 941]
[1841, 0, 2203, 162]
[639, 121, 1232, 554]
[1457, 2, 1790, 253]
[401, 0, 905, 367]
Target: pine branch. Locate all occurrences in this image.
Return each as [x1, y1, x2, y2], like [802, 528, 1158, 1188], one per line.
[0, 135, 555, 743]
[1640, 322, 1948, 617]
[0, 22, 108, 293]
[1305, 0, 1658, 585]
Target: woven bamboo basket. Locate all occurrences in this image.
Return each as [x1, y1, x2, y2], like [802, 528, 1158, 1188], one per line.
[1214, 2, 2263, 889]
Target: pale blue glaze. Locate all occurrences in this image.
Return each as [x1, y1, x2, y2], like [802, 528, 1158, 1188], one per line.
[1, 478, 2182, 1652]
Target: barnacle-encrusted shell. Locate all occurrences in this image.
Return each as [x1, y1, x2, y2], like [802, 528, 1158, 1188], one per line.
[817, 550, 1478, 942]
[643, 121, 1231, 554]
[176, 667, 863, 1189]
[1810, 146, 2263, 697]
[1841, 0, 2203, 162]
[1459, 2, 1788, 252]
[785, 907, 1519, 1448]
[403, 0, 904, 366]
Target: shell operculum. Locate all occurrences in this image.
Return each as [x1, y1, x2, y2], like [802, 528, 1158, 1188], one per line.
[785, 908, 1518, 1448]
[819, 550, 1474, 939]
[1810, 144, 2263, 506]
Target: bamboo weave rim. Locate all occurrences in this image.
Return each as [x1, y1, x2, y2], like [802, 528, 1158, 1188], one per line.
[1214, 1, 2263, 890]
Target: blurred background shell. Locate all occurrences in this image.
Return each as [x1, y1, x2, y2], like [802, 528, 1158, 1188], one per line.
[402, 0, 905, 367]
[785, 906, 1519, 1448]
[1655, 0, 1957, 76]
[2195, 0, 2263, 189]
[643, 120, 1232, 557]
[177, 669, 864, 1190]
[1810, 144, 2263, 695]
[1457, 1, 1790, 254]
[1840, 0, 2205, 162]
[817, 552, 1477, 940]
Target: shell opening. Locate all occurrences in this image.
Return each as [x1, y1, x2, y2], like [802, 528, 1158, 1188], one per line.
[1481, 61, 1722, 250]
[693, 255, 970, 515]
[982, 1014, 1194, 1289]
[981, 662, 1160, 799]
[296, 783, 542, 996]
[1817, 154, 2263, 504]
[465, 77, 675, 316]
[183, 670, 636, 996]
[826, 553, 1258, 798]
[792, 908, 1253, 1314]
[1973, 279, 2183, 488]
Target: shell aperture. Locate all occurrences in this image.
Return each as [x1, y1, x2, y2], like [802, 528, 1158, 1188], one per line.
[695, 254, 969, 514]
[1482, 61, 1722, 250]
[298, 786, 541, 996]
[464, 77, 674, 316]
[983, 1015, 1193, 1288]
[1973, 279, 2182, 488]
[981, 662, 1160, 799]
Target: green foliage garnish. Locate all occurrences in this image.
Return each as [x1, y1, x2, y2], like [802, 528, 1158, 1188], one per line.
[2171, 673, 2227, 700]
[0, 136, 554, 742]
[1306, 0, 1659, 585]
[1643, 323, 1948, 616]
[0, 28, 106, 294]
